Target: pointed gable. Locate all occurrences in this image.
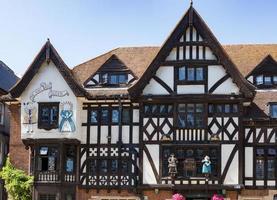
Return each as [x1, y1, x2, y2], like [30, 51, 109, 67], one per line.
[247, 55, 277, 76]
[84, 54, 137, 87]
[129, 6, 254, 98]
[10, 40, 85, 98]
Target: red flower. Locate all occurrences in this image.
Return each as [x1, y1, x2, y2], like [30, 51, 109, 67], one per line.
[172, 193, 185, 200]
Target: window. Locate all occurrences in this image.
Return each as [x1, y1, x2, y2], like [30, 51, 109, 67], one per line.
[65, 145, 76, 173]
[122, 108, 130, 124]
[38, 103, 59, 130]
[256, 75, 263, 85]
[39, 194, 56, 200]
[100, 73, 128, 85]
[0, 103, 4, 125]
[254, 74, 277, 87]
[143, 104, 173, 116]
[162, 146, 219, 178]
[101, 108, 109, 124]
[37, 146, 59, 172]
[177, 104, 204, 128]
[90, 110, 98, 123]
[270, 103, 277, 118]
[177, 66, 205, 82]
[208, 104, 239, 115]
[256, 147, 276, 180]
[112, 109, 119, 123]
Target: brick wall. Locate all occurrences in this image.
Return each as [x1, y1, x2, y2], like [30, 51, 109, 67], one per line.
[9, 103, 29, 172]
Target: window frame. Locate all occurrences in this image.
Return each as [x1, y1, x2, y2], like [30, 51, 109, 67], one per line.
[99, 72, 128, 86]
[254, 74, 277, 88]
[269, 103, 277, 119]
[176, 65, 207, 85]
[38, 102, 60, 130]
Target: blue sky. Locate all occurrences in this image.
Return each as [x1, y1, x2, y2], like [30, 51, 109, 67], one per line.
[0, 0, 277, 77]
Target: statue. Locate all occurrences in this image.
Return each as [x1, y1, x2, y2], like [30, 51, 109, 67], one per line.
[168, 154, 178, 177]
[202, 155, 211, 178]
[23, 102, 37, 133]
[210, 133, 220, 141]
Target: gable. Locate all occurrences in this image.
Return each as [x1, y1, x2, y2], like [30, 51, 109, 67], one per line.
[10, 40, 85, 98]
[84, 54, 137, 88]
[129, 6, 254, 98]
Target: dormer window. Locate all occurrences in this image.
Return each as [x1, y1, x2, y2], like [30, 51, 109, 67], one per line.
[255, 75, 263, 85]
[269, 103, 277, 118]
[254, 75, 277, 87]
[99, 73, 128, 86]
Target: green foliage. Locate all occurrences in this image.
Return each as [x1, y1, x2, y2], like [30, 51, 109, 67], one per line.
[0, 157, 33, 200]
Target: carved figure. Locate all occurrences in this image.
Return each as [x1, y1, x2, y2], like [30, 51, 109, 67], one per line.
[202, 155, 212, 175]
[59, 102, 76, 132]
[23, 102, 37, 133]
[168, 154, 178, 177]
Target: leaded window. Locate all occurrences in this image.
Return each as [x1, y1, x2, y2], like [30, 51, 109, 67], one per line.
[162, 146, 219, 178]
[208, 104, 238, 115]
[143, 104, 173, 117]
[177, 104, 204, 128]
[38, 102, 59, 130]
[177, 66, 205, 83]
[256, 147, 276, 180]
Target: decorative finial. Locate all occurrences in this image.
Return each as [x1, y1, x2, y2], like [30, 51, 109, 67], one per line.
[47, 38, 50, 42]
[190, 0, 193, 6]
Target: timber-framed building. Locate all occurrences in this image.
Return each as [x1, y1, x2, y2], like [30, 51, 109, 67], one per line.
[5, 3, 277, 200]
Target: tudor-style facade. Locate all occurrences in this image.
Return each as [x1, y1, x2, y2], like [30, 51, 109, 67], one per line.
[5, 3, 277, 200]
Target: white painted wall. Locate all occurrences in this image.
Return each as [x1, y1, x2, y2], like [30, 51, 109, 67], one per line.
[177, 85, 205, 94]
[20, 61, 81, 141]
[143, 144, 159, 184]
[222, 144, 239, 185]
[155, 67, 174, 90]
[143, 79, 169, 95]
[245, 147, 253, 178]
[213, 78, 240, 95]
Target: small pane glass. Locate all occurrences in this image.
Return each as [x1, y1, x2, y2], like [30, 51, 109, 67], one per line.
[111, 160, 118, 173]
[225, 104, 230, 113]
[256, 75, 263, 85]
[195, 116, 203, 128]
[187, 113, 194, 127]
[196, 67, 204, 81]
[208, 105, 214, 113]
[267, 159, 275, 179]
[90, 110, 98, 123]
[256, 159, 264, 179]
[122, 160, 128, 173]
[232, 104, 238, 113]
[177, 115, 186, 128]
[196, 104, 204, 113]
[119, 74, 127, 84]
[144, 105, 150, 114]
[101, 73, 108, 84]
[110, 74, 118, 84]
[178, 104, 186, 112]
[179, 67, 186, 80]
[256, 148, 264, 156]
[264, 76, 272, 85]
[168, 105, 173, 113]
[122, 108, 130, 123]
[112, 109, 119, 123]
[101, 108, 109, 124]
[187, 68, 195, 81]
[187, 104, 194, 113]
[216, 105, 222, 113]
[268, 148, 276, 156]
[152, 105, 157, 113]
[160, 105, 166, 114]
[273, 76, 277, 84]
[100, 160, 108, 173]
[271, 104, 277, 118]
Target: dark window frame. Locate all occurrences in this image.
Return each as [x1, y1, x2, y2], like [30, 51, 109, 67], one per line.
[176, 65, 207, 85]
[99, 72, 128, 86]
[176, 103, 205, 128]
[254, 74, 277, 88]
[269, 103, 277, 119]
[38, 102, 59, 130]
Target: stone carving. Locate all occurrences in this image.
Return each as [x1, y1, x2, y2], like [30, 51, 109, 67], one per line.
[23, 102, 37, 133]
[168, 154, 178, 177]
[59, 101, 76, 132]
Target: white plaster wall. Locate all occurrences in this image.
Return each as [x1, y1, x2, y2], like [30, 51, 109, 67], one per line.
[205, 47, 217, 60]
[143, 144, 159, 184]
[166, 48, 177, 61]
[93, 74, 99, 82]
[247, 75, 253, 84]
[222, 144, 239, 185]
[245, 147, 253, 178]
[133, 109, 139, 123]
[90, 126, 98, 144]
[208, 65, 226, 90]
[128, 74, 134, 82]
[155, 66, 174, 90]
[177, 85, 205, 94]
[213, 78, 240, 95]
[132, 126, 139, 144]
[143, 79, 169, 95]
[20, 61, 80, 140]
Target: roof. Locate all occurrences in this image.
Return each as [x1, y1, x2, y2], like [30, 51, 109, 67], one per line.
[72, 45, 277, 91]
[10, 40, 86, 98]
[0, 61, 18, 92]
